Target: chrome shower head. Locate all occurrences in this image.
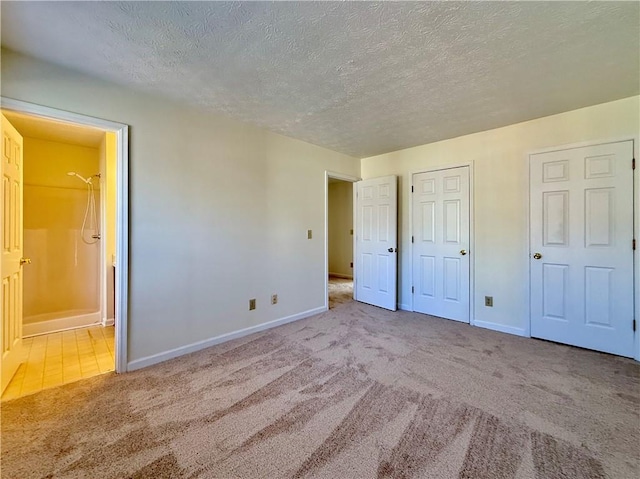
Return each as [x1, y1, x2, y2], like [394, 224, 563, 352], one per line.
[67, 171, 91, 183]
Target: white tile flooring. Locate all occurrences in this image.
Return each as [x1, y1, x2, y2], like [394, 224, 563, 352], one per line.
[1, 325, 114, 401]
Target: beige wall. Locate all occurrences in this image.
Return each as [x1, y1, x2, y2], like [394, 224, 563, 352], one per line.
[361, 96, 640, 334]
[7, 48, 637, 363]
[23, 137, 101, 321]
[328, 181, 353, 277]
[1, 50, 360, 364]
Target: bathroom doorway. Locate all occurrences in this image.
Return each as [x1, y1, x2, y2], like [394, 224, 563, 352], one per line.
[1, 101, 128, 399]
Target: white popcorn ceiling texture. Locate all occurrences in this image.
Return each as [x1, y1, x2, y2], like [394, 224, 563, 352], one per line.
[2, 1, 638, 158]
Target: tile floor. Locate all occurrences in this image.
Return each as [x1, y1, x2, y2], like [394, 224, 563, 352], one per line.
[1, 325, 114, 401]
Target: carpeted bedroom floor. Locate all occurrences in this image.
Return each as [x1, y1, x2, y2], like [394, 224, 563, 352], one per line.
[1, 298, 639, 478]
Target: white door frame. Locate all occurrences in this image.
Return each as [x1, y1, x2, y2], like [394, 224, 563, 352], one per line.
[526, 137, 639, 361]
[408, 163, 475, 324]
[1, 97, 130, 373]
[324, 171, 360, 310]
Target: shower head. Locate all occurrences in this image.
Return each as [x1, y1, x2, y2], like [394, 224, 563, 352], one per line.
[67, 171, 91, 184]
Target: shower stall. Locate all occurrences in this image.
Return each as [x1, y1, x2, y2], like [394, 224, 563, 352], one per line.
[22, 138, 103, 336]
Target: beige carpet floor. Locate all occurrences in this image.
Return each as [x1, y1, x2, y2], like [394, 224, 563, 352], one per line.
[328, 276, 353, 309]
[1, 298, 639, 478]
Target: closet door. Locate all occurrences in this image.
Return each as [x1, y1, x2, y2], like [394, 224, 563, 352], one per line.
[412, 167, 470, 323]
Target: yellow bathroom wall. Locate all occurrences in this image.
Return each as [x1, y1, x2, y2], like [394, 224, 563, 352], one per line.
[99, 131, 117, 320]
[23, 137, 101, 322]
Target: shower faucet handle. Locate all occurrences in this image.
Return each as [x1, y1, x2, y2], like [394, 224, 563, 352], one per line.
[20, 258, 32, 266]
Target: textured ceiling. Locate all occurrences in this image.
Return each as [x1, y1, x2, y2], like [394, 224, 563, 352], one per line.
[2, 110, 104, 148]
[1, 1, 638, 158]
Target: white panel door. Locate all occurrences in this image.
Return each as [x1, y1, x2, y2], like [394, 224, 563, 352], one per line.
[355, 176, 397, 311]
[1, 114, 25, 393]
[530, 141, 634, 357]
[412, 167, 470, 322]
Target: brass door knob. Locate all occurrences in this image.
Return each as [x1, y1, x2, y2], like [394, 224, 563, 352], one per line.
[460, 249, 467, 256]
[20, 258, 32, 265]
[533, 253, 542, 260]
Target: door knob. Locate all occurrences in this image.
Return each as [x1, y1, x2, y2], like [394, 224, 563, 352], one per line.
[460, 249, 467, 256]
[533, 253, 542, 260]
[20, 258, 32, 265]
[388, 247, 396, 253]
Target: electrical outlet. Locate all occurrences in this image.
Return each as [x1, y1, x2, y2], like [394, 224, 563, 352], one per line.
[249, 299, 256, 310]
[485, 296, 493, 307]
[307, 229, 313, 239]
[271, 294, 278, 305]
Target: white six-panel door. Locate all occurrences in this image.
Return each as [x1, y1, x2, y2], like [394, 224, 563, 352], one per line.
[530, 141, 634, 357]
[1, 114, 24, 393]
[355, 176, 397, 311]
[412, 167, 470, 322]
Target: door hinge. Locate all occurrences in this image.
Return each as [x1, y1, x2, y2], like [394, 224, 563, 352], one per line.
[411, 185, 414, 193]
[633, 239, 636, 250]
[633, 157, 636, 170]
[633, 319, 636, 332]
[412, 286, 414, 294]
[411, 236, 414, 243]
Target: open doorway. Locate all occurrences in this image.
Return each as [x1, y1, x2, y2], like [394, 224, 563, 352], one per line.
[1, 99, 128, 400]
[325, 172, 358, 309]
[1, 111, 115, 399]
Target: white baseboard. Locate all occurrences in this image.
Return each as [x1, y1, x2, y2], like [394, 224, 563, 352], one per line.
[102, 317, 115, 327]
[23, 312, 102, 337]
[328, 272, 353, 279]
[398, 303, 411, 311]
[127, 306, 326, 372]
[473, 320, 527, 337]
